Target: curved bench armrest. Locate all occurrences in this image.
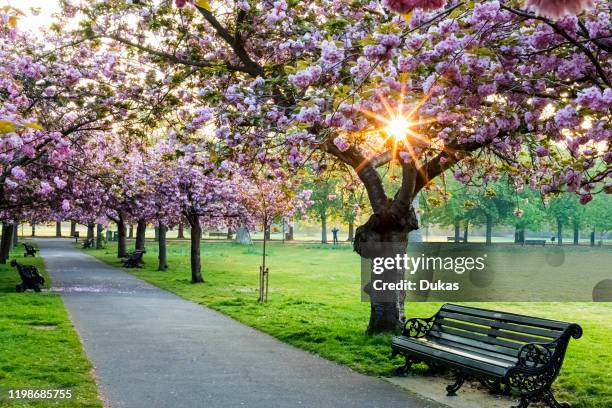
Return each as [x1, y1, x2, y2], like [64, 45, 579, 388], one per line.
[402, 316, 436, 338]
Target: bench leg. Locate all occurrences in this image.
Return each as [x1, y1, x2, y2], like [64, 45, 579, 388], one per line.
[393, 356, 415, 376]
[542, 389, 570, 408]
[446, 373, 465, 396]
[512, 395, 531, 408]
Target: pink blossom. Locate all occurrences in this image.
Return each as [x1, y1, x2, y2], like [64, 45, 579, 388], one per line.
[526, 0, 595, 19]
[382, 0, 446, 14]
[62, 199, 71, 211]
[10, 166, 26, 180]
[579, 193, 593, 205]
[333, 136, 350, 152]
[54, 176, 67, 189]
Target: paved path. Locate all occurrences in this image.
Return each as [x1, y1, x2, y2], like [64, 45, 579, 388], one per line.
[38, 239, 435, 408]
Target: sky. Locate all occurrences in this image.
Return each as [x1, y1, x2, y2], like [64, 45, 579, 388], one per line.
[2, 0, 63, 32]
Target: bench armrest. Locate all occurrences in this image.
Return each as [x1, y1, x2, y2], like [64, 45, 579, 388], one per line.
[516, 324, 582, 370]
[402, 316, 435, 338]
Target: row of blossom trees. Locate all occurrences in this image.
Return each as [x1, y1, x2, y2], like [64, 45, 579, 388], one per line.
[1, 1, 609, 332]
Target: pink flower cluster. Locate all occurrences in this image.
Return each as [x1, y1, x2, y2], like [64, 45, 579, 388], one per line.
[382, 0, 446, 14]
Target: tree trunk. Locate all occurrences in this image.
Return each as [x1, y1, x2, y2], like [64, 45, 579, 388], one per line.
[128, 225, 134, 238]
[454, 220, 460, 242]
[56, 221, 62, 237]
[226, 228, 234, 240]
[354, 204, 419, 334]
[557, 218, 563, 245]
[188, 215, 203, 283]
[177, 223, 185, 239]
[485, 214, 493, 245]
[70, 221, 76, 236]
[321, 211, 327, 244]
[12, 222, 18, 248]
[590, 231, 595, 247]
[117, 217, 127, 258]
[235, 227, 252, 245]
[31, 223, 36, 237]
[87, 223, 95, 240]
[135, 219, 146, 251]
[463, 222, 469, 243]
[347, 221, 354, 242]
[573, 222, 579, 245]
[0, 223, 14, 264]
[96, 224, 104, 249]
[158, 223, 168, 271]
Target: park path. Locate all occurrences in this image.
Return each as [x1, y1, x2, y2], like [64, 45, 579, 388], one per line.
[37, 238, 435, 408]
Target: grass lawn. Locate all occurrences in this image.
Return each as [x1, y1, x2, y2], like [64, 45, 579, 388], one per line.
[0, 244, 102, 408]
[90, 240, 611, 408]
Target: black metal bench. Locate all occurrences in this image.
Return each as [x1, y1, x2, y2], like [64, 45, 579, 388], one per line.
[391, 304, 582, 408]
[22, 243, 37, 257]
[11, 260, 45, 292]
[82, 238, 94, 249]
[524, 239, 546, 246]
[122, 250, 145, 268]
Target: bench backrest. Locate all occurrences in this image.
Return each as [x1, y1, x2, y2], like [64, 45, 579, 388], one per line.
[429, 304, 580, 360]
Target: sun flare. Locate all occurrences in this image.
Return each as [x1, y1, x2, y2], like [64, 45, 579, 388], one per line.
[384, 116, 411, 142]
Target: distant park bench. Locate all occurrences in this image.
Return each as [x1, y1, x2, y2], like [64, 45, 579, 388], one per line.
[446, 236, 465, 242]
[391, 303, 582, 408]
[208, 232, 227, 238]
[11, 260, 45, 292]
[82, 238, 94, 249]
[524, 239, 546, 246]
[22, 243, 37, 257]
[122, 250, 145, 268]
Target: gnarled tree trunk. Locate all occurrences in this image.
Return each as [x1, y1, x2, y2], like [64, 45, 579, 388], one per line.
[158, 223, 168, 271]
[354, 203, 419, 334]
[177, 223, 185, 239]
[135, 219, 146, 251]
[573, 222, 579, 245]
[128, 225, 134, 238]
[31, 223, 36, 237]
[463, 222, 469, 243]
[347, 221, 354, 242]
[56, 221, 62, 237]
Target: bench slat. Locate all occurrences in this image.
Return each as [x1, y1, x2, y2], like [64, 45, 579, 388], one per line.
[427, 330, 520, 358]
[392, 337, 508, 378]
[441, 304, 570, 331]
[431, 324, 523, 350]
[438, 311, 561, 339]
[438, 318, 553, 344]
[431, 337, 518, 364]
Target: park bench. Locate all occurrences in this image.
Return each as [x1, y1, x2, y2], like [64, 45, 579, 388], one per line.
[11, 260, 45, 292]
[446, 236, 465, 242]
[82, 238, 94, 249]
[391, 304, 582, 408]
[122, 250, 145, 268]
[208, 232, 227, 238]
[524, 239, 546, 246]
[22, 243, 37, 257]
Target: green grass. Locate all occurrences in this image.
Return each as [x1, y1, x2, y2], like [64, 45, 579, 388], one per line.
[89, 241, 612, 408]
[0, 244, 102, 408]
